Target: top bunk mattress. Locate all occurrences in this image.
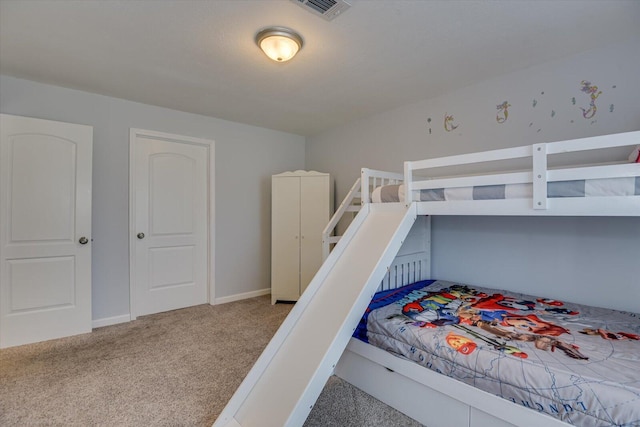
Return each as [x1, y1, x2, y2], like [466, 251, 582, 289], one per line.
[355, 280, 640, 426]
[371, 176, 640, 203]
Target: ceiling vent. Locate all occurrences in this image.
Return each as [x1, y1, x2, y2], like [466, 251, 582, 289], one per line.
[291, 0, 351, 21]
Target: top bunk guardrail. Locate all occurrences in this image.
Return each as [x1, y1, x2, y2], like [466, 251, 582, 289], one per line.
[402, 131, 640, 216]
[323, 131, 639, 262]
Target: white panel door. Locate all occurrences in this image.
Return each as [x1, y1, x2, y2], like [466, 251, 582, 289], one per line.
[0, 114, 93, 348]
[299, 175, 330, 294]
[271, 176, 301, 303]
[131, 131, 210, 318]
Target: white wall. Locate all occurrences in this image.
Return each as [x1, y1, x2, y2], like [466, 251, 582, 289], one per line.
[306, 38, 640, 313]
[0, 76, 306, 322]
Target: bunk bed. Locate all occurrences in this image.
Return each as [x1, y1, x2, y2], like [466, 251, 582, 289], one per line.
[215, 131, 639, 427]
[331, 131, 640, 427]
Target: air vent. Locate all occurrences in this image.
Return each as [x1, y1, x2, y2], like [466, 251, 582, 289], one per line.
[292, 0, 351, 21]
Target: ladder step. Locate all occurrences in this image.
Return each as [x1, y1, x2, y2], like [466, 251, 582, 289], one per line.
[346, 206, 361, 212]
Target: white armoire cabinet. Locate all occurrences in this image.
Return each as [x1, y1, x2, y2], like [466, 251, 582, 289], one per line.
[271, 171, 331, 304]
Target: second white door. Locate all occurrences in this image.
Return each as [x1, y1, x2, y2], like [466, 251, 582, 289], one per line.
[131, 130, 212, 318]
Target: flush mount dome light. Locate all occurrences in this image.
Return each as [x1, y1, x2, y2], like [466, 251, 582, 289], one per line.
[255, 26, 304, 62]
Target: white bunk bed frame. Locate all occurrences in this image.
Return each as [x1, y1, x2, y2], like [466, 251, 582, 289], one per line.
[333, 130, 640, 427]
[214, 131, 638, 427]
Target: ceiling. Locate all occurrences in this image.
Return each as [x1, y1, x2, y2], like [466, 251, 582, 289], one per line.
[1, 0, 639, 137]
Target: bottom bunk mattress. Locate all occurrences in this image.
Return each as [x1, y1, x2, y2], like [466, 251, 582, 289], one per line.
[354, 280, 640, 426]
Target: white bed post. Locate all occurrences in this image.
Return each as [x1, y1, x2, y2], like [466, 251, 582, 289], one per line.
[361, 168, 371, 205]
[532, 143, 548, 210]
[403, 161, 412, 206]
[424, 215, 431, 279]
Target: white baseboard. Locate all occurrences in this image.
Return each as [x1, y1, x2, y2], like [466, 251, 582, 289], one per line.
[214, 288, 271, 305]
[91, 289, 271, 327]
[92, 314, 131, 329]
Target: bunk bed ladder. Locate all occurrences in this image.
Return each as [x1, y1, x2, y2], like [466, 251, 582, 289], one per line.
[321, 177, 362, 260]
[323, 168, 405, 261]
[214, 203, 418, 427]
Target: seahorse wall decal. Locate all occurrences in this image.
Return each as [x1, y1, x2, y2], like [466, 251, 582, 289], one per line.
[444, 113, 459, 132]
[579, 80, 602, 119]
[496, 101, 510, 123]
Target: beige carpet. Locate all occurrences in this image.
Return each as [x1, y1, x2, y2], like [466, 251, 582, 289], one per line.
[0, 295, 422, 426]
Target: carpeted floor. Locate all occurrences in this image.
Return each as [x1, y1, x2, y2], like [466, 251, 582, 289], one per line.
[0, 295, 423, 426]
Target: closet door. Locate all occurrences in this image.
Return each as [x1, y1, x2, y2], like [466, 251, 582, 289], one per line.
[271, 176, 301, 302]
[0, 114, 93, 348]
[299, 175, 330, 294]
[131, 131, 210, 318]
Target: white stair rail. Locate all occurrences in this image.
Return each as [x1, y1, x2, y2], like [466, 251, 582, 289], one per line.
[323, 168, 406, 261]
[321, 177, 361, 260]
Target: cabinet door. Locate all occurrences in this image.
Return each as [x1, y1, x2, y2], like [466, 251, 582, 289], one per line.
[272, 176, 301, 301]
[299, 175, 330, 294]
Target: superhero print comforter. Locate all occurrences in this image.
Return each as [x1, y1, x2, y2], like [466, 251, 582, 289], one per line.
[354, 280, 640, 426]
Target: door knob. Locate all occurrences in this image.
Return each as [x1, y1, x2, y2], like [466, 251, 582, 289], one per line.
[79, 237, 89, 245]
[137, 232, 145, 239]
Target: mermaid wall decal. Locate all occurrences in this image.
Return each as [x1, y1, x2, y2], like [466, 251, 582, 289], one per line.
[579, 80, 602, 119]
[496, 101, 511, 123]
[444, 113, 459, 132]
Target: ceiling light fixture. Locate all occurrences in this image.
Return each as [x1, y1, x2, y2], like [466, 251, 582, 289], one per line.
[255, 27, 304, 63]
